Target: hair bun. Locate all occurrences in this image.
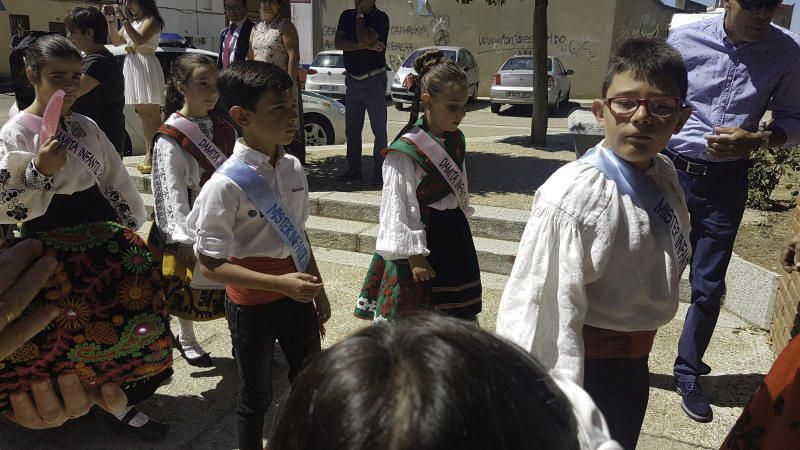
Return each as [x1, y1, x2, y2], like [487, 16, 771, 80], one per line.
[413, 49, 446, 77]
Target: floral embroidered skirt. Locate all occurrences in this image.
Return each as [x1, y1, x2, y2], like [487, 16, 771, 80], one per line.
[721, 335, 800, 449]
[355, 207, 482, 321]
[147, 226, 225, 321]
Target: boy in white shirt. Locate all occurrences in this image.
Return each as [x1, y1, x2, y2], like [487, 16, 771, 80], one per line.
[186, 61, 330, 450]
[496, 38, 692, 450]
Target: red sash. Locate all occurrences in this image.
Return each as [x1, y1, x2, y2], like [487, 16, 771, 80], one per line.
[226, 256, 296, 305]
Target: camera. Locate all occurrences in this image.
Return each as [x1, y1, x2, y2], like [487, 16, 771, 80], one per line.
[103, 4, 116, 16]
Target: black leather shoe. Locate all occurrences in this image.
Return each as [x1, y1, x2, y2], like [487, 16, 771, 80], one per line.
[105, 408, 169, 441]
[336, 169, 362, 181]
[174, 335, 214, 367]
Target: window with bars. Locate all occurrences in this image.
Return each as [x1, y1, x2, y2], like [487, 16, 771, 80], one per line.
[9, 14, 30, 36]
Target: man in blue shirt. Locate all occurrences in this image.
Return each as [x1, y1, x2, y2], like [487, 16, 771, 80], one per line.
[666, 0, 800, 423]
[334, 0, 390, 186]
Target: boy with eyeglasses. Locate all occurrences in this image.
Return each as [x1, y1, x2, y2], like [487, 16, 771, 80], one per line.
[666, 0, 800, 424]
[497, 37, 692, 450]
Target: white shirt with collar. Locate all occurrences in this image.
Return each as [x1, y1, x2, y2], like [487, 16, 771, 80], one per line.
[496, 152, 691, 385]
[187, 139, 309, 261]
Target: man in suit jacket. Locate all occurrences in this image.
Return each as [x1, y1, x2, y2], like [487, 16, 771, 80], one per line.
[218, 0, 254, 69]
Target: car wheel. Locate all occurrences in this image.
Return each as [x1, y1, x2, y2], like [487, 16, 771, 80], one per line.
[394, 102, 404, 110]
[490, 103, 500, 114]
[469, 83, 479, 103]
[304, 113, 334, 146]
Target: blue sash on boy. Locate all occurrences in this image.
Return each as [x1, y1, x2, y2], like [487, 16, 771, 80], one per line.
[580, 144, 691, 276]
[216, 153, 310, 272]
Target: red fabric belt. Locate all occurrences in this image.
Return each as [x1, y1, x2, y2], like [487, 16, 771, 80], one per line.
[583, 325, 657, 360]
[226, 256, 295, 306]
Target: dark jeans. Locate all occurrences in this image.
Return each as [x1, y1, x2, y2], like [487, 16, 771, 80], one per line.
[225, 296, 321, 450]
[672, 160, 749, 383]
[344, 73, 388, 179]
[583, 357, 650, 450]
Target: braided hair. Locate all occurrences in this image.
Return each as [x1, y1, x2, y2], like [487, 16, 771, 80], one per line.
[395, 49, 468, 141]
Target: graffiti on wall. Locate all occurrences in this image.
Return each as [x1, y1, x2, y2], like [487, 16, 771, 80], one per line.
[476, 31, 600, 66]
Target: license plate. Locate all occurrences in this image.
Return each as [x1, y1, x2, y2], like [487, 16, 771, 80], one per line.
[320, 85, 340, 92]
[507, 92, 531, 98]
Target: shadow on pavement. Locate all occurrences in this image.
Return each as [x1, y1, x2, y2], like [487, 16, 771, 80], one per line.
[497, 101, 586, 119]
[649, 372, 765, 408]
[498, 133, 577, 153]
[306, 150, 570, 197]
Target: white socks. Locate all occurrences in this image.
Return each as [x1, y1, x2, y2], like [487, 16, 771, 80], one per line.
[178, 318, 207, 360]
[114, 406, 151, 427]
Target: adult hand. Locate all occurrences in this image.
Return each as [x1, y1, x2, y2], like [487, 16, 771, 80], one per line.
[4, 375, 127, 429]
[366, 40, 385, 52]
[0, 239, 59, 361]
[33, 137, 67, 177]
[781, 231, 800, 273]
[408, 254, 436, 282]
[275, 273, 323, 303]
[705, 127, 762, 159]
[314, 289, 331, 324]
[357, 0, 376, 14]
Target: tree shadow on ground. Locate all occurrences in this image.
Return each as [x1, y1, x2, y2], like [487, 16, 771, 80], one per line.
[306, 149, 571, 197]
[497, 133, 578, 153]
[497, 101, 586, 119]
[649, 373, 765, 408]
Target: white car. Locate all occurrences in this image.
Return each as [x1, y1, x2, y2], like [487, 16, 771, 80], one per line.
[304, 50, 393, 99]
[9, 42, 346, 155]
[390, 46, 480, 110]
[489, 55, 573, 114]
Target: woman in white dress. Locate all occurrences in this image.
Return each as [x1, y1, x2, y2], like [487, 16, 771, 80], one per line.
[107, 0, 165, 174]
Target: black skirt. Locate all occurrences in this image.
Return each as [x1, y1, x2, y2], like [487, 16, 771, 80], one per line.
[23, 185, 118, 235]
[424, 207, 483, 320]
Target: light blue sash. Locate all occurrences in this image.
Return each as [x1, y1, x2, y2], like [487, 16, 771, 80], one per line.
[580, 145, 691, 275]
[217, 156, 310, 272]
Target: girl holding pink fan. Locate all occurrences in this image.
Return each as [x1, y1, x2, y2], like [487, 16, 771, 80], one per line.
[0, 35, 144, 234]
[0, 35, 168, 440]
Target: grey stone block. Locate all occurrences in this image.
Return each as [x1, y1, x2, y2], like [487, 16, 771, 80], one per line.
[722, 254, 780, 330]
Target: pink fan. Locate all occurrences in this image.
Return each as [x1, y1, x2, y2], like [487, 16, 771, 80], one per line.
[40, 89, 65, 143]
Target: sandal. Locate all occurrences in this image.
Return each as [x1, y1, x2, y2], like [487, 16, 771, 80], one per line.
[174, 334, 214, 368]
[136, 161, 152, 174]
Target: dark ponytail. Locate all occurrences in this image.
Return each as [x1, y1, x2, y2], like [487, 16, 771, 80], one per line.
[394, 49, 468, 141]
[164, 53, 217, 117]
[135, 0, 165, 29]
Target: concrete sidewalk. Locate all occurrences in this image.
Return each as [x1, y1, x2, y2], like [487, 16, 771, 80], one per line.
[0, 132, 776, 449]
[0, 248, 773, 449]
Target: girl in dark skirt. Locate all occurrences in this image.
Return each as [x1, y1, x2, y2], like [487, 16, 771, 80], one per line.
[355, 49, 481, 322]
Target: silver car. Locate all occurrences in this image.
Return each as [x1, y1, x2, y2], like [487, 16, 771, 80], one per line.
[489, 55, 573, 114]
[390, 46, 480, 110]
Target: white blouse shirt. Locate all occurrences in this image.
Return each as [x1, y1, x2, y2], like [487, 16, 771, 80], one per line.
[376, 150, 474, 261]
[187, 140, 309, 261]
[496, 154, 691, 385]
[0, 111, 145, 228]
[151, 117, 212, 245]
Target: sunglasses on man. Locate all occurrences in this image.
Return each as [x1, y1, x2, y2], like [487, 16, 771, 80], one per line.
[735, 0, 781, 13]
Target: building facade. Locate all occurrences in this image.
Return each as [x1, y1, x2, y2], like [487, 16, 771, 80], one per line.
[313, 0, 677, 98]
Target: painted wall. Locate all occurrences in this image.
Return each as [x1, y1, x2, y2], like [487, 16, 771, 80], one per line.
[0, 0, 98, 78]
[158, 0, 226, 52]
[315, 0, 675, 98]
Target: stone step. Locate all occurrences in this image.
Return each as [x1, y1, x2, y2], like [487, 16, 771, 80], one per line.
[130, 163, 530, 242]
[140, 189, 519, 275]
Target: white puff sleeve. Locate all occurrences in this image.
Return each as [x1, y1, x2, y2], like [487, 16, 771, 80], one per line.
[375, 151, 429, 260]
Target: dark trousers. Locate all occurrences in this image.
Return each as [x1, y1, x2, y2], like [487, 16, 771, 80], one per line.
[225, 297, 321, 450]
[583, 357, 650, 450]
[344, 73, 388, 179]
[672, 161, 749, 383]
